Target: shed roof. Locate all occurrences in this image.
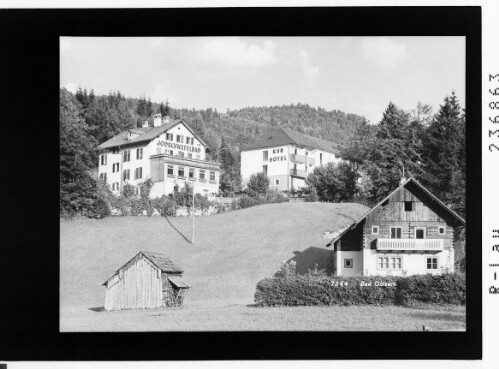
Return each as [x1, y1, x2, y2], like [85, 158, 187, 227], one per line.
[140, 251, 184, 273]
[325, 177, 466, 248]
[241, 127, 341, 155]
[97, 119, 207, 150]
[168, 276, 190, 289]
[102, 251, 184, 286]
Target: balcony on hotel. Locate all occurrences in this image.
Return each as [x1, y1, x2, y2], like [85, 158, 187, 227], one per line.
[289, 168, 308, 178]
[376, 238, 444, 251]
[290, 153, 315, 166]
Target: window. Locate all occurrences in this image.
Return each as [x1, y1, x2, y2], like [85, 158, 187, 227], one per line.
[99, 173, 107, 182]
[390, 227, 402, 239]
[179, 152, 185, 158]
[426, 257, 438, 270]
[112, 182, 119, 191]
[210, 171, 215, 182]
[438, 226, 446, 235]
[178, 166, 185, 178]
[263, 165, 268, 175]
[168, 150, 173, 156]
[320, 153, 322, 165]
[177, 135, 183, 143]
[136, 148, 143, 160]
[404, 201, 414, 211]
[187, 153, 192, 159]
[372, 226, 379, 235]
[167, 165, 174, 176]
[275, 179, 280, 186]
[112, 163, 119, 173]
[199, 169, 206, 181]
[100, 154, 107, 166]
[123, 169, 130, 181]
[134, 167, 142, 179]
[344, 259, 353, 268]
[378, 256, 402, 270]
[186, 137, 191, 145]
[123, 150, 131, 162]
[263, 150, 268, 161]
[189, 168, 195, 179]
[415, 227, 426, 239]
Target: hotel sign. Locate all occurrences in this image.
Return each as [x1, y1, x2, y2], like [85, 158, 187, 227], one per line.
[270, 147, 287, 162]
[157, 140, 202, 153]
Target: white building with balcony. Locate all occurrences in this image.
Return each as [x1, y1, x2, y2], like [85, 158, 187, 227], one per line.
[240, 127, 341, 192]
[326, 177, 466, 276]
[97, 114, 220, 198]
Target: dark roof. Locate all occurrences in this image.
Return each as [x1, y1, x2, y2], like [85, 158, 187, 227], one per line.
[326, 177, 466, 247]
[102, 251, 183, 286]
[141, 251, 184, 273]
[241, 127, 340, 155]
[168, 276, 190, 289]
[97, 119, 207, 150]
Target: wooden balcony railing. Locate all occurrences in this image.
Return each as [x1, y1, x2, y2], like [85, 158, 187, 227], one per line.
[376, 238, 444, 251]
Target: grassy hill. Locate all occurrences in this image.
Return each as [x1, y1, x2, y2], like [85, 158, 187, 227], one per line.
[60, 202, 466, 331]
[61, 202, 367, 309]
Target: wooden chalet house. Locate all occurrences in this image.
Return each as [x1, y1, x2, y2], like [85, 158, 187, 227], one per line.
[326, 177, 465, 277]
[103, 251, 189, 311]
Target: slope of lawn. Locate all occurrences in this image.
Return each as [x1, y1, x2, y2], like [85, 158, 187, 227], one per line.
[61, 202, 367, 310]
[60, 201, 465, 331]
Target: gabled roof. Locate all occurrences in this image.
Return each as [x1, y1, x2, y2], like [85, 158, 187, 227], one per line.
[102, 251, 183, 286]
[325, 177, 466, 247]
[241, 127, 340, 155]
[97, 119, 207, 150]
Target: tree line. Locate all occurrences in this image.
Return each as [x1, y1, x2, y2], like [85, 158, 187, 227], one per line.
[307, 92, 466, 217]
[60, 87, 465, 219]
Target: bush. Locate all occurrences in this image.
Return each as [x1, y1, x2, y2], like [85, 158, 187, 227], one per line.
[395, 272, 466, 306]
[150, 195, 177, 217]
[254, 263, 465, 307]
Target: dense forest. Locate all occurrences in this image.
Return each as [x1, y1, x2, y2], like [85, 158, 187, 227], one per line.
[60, 87, 466, 221]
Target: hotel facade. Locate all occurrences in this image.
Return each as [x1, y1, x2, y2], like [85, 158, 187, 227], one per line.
[240, 127, 342, 192]
[97, 114, 221, 198]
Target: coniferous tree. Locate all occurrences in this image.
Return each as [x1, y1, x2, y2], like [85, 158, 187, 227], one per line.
[421, 91, 465, 215]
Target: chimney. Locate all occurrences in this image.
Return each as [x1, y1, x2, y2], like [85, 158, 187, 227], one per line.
[153, 113, 162, 127]
[142, 121, 149, 128]
[399, 166, 406, 185]
[162, 115, 171, 125]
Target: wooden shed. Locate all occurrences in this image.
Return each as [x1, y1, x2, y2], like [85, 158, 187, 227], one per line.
[102, 251, 189, 311]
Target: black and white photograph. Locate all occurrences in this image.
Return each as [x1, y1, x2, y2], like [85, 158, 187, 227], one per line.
[60, 36, 468, 332]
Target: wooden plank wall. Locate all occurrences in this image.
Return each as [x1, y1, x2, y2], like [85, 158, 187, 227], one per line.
[363, 187, 454, 250]
[105, 255, 163, 311]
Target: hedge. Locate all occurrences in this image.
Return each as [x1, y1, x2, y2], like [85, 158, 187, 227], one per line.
[254, 268, 465, 307]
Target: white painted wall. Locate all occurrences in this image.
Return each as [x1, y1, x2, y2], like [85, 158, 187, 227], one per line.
[335, 250, 363, 277]
[241, 143, 341, 192]
[362, 249, 455, 277]
[98, 121, 210, 196]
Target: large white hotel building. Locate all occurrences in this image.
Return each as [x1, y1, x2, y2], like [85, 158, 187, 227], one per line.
[241, 127, 341, 192]
[97, 114, 221, 198]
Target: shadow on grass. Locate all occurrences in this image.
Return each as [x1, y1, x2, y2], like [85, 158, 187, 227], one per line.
[89, 306, 105, 312]
[165, 216, 192, 243]
[407, 311, 465, 323]
[288, 246, 335, 275]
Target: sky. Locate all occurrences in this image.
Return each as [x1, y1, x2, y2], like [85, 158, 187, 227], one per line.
[60, 36, 465, 124]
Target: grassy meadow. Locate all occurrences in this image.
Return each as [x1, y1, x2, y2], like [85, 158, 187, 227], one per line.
[60, 202, 465, 331]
